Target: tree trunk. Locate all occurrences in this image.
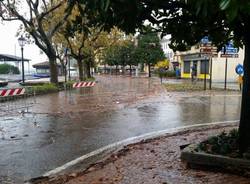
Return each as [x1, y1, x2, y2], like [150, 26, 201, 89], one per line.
[148, 64, 151, 77]
[122, 65, 125, 75]
[49, 57, 58, 84]
[129, 64, 132, 76]
[115, 65, 118, 75]
[239, 36, 250, 153]
[77, 59, 84, 81]
[104, 63, 107, 74]
[86, 61, 91, 78]
[83, 60, 91, 78]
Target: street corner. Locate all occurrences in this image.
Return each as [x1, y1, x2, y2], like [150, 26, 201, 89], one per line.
[28, 122, 250, 184]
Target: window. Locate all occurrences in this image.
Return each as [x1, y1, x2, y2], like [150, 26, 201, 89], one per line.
[184, 61, 191, 73]
[200, 60, 209, 74]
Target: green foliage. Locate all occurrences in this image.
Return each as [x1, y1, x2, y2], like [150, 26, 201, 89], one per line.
[26, 83, 59, 95]
[83, 77, 95, 81]
[165, 70, 176, 78]
[63, 80, 76, 89]
[104, 42, 136, 67]
[0, 64, 20, 74]
[135, 31, 165, 66]
[104, 45, 121, 66]
[82, 0, 250, 49]
[198, 129, 240, 157]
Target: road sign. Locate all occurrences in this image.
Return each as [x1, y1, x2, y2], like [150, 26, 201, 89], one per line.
[200, 37, 218, 57]
[221, 54, 239, 58]
[200, 36, 210, 44]
[224, 48, 238, 53]
[235, 64, 244, 75]
[220, 41, 239, 58]
[200, 47, 218, 57]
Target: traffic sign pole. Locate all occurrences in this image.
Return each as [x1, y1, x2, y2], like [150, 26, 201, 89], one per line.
[204, 59, 207, 90]
[224, 56, 228, 90]
[209, 57, 213, 90]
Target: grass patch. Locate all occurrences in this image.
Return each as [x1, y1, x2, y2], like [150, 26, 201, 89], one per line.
[164, 83, 204, 91]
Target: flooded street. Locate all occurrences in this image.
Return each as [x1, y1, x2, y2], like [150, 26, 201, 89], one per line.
[0, 76, 242, 183]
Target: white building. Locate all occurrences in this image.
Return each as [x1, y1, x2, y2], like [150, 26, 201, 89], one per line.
[160, 35, 174, 62]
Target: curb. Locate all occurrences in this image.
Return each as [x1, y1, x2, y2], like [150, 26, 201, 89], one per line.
[181, 144, 250, 176]
[28, 120, 239, 183]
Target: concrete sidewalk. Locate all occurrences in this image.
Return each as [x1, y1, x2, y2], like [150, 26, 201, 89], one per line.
[30, 123, 250, 184]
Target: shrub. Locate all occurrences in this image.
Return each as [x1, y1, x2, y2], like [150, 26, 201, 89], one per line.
[84, 77, 95, 81]
[0, 64, 20, 74]
[197, 129, 240, 157]
[165, 70, 176, 77]
[26, 83, 59, 95]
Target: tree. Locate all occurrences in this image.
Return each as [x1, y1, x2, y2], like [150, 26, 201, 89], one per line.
[0, 0, 74, 84]
[80, 0, 250, 153]
[136, 31, 165, 77]
[104, 45, 121, 74]
[103, 41, 137, 75]
[0, 64, 20, 74]
[125, 43, 137, 75]
[49, 1, 127, 80]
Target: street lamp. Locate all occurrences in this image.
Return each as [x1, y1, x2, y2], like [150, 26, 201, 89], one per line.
[18, 35, 26, 84]
[65, 48, 71, 81]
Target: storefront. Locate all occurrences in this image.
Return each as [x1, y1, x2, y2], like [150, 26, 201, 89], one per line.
[181, 53, 210, 79]
[180, 48, 244, 82]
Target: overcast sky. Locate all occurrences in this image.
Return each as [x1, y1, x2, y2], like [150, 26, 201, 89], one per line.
[0, 21, 46, 65]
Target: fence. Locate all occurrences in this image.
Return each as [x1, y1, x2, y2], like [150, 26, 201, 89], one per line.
[0, 87, 36, 117]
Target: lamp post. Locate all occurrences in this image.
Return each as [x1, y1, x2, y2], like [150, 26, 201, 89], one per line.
[18, 36, 26, 84]
[64, 48, 71, 81]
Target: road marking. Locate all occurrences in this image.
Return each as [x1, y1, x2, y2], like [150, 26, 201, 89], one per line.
[43, 120, 239, 177]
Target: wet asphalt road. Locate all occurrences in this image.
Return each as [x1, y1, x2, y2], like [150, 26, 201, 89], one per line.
[0, 75, 242, 183]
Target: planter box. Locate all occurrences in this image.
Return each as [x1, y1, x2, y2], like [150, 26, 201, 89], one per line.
[181, 144, 250, 176]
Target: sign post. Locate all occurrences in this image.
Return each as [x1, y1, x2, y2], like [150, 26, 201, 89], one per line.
[204, 58, 207, 90]
[221, 41, 239, 90]
[200, 36, 218, 90]
[235, 64, 244, 91]
[209, 57, 213, 90]
[224, 56, 228, 90]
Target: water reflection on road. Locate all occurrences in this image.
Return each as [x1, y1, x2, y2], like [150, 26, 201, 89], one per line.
[0, 75, 241, 183]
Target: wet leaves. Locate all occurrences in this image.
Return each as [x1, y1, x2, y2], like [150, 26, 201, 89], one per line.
[36, 125, 250, 184]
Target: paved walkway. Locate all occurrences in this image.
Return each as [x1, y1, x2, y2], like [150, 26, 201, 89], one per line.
[31, 123, 250, 184]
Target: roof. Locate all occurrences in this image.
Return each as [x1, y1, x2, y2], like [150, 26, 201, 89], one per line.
[33, 61, 61, 68]
[0, 54, 30, 62]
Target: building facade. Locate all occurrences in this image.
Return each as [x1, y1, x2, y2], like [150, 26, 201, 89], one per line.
[175, 45, 244, 82]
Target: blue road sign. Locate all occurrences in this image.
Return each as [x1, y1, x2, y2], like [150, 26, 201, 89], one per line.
[225, 48, 238, 53]
[201, 36, 210, 44]
[235, 64, 244, 75]
[222, 41, 239, 54]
